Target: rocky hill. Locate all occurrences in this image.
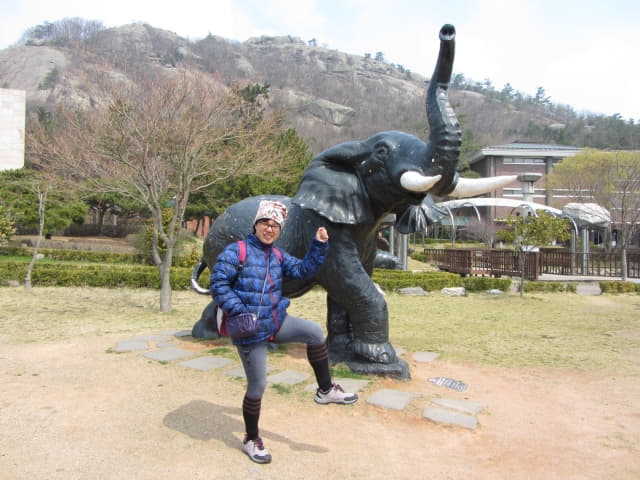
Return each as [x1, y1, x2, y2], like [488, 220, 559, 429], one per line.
[1, 22, 635, 155]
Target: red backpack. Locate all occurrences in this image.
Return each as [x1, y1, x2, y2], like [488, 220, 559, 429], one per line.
[216, 240, 282, 336]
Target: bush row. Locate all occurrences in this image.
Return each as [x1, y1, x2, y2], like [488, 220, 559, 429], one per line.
[520, 281, 577, 293]
[1, 260, 514, 293]
[0, 245, 201, 268]
[460, 276, 512, 292]
[0, 261, 209, 290]
[408, 251, 429, 263]
[372, 269, 511, 293]
[0, 246, 148, 264]
[599, 281, 640, 294]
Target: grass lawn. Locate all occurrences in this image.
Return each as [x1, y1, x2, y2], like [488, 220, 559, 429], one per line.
[1, 286, 638, 375]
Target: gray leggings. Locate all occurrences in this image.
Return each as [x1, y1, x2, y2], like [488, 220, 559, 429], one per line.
[236, 314, 325, 399]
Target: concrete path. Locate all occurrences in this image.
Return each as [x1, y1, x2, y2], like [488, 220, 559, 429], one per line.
[115, 331, 485, 430]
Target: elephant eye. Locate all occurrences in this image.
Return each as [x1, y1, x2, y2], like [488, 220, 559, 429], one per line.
[374, 144, 389, 160]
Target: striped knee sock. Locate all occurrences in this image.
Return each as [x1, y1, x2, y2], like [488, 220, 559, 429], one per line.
[242, 395, 262, 440]
[307, 343, 332, 392]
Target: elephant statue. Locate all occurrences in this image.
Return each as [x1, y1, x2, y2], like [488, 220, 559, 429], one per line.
[190, 24, 514, 379]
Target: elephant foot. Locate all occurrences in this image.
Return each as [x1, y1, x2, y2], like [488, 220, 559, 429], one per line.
[191, 303, 221, 339]
[191, 319, 220, 339]
[352, 339, 398, 364]
[327, 335, 410, 380]
[326, 333, 354, 363]
[345, 357, 411, 380]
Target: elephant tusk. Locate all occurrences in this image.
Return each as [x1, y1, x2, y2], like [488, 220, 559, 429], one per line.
[191, 277, 211, 295]
[449, 175, 518, 198]
[190, 260, 211, 295]
[400, 171, 442, 192]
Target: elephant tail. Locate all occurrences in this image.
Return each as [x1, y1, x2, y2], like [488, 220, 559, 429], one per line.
[190, 258, 210, 295]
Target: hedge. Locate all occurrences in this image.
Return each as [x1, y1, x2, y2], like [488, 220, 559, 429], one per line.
[0, 245, 200, 268]
[599, 281, 640, 294]
[460, 276, 512, 292]
[0, 261, 208, 290]
[372, 269, 511, 293]
[0, 246, 147, 264]
[0, 260, 515, 293]
[520, 281, 577, 293]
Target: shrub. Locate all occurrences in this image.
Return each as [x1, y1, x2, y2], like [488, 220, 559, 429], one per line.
[599, 281, 640, 294]
[461, 276, 511, 292]
[521, 281, 577, 293]
[0, 245, 200, 268]
[0, 261, 208, 290]
[409, 251, 428, 263]
[372, 269, 460, 291]
[372, 269, 509, 292]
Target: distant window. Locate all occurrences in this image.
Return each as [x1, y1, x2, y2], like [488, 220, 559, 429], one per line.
[503, 157, 545, 165]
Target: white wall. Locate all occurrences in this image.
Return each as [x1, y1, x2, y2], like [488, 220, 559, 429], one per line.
[0, 88, 26, 171]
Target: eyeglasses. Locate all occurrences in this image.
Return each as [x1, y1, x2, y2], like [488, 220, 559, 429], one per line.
[257, 220, 281, 231]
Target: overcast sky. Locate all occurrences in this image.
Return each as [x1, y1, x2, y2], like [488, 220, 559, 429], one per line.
[2, 0, 638, 121]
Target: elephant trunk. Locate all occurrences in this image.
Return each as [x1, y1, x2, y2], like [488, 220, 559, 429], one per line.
[426, 24, 462, 196]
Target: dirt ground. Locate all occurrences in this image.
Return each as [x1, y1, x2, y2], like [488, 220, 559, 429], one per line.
[1, 330, 639, 480]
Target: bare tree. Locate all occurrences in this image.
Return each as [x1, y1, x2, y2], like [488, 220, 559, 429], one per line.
[28, 69, 297, 311]
[548, 149, 640, 280]
[24, 181, 48, 290]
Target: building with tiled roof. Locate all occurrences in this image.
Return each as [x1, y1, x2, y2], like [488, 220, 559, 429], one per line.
[466, 142, 581, 223]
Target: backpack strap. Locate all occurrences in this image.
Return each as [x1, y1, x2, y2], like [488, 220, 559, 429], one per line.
[237, 240, 246, 270]
[238, 240, 280, 264]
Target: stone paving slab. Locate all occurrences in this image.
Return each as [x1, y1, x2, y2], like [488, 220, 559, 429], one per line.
[267, 370, 310, 385]
[115, 339, 150, 353]
[141, 347, 195, 362]
[131, 335, 173, 342]
[179, 356, 234, 371]
[221, 365, 247, 378]
[115, 332, 488, 430]
[366, 388, 420, 410]
[172, 330, 193, 338]
[331, 378, 370, 393]
[222, 365, 275, 379]
[430, 397, 485, 415]
[413, 351, 440, 363]
[423, 406, 478, 430]
[304, 378, 371, 394]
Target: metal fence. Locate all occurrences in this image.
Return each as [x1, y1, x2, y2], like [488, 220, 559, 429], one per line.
[539, 249, 640, 278]
[422, 248, 640, 280]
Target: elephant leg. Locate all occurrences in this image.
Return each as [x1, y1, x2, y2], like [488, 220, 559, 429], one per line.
[326, 296, 353, 361]
[323, 262, 398, 365]
[325, 287, 409, 379]
[348, 290, 399, 365]
[318, 237, 409, 378]
[191, 302, 220, 339]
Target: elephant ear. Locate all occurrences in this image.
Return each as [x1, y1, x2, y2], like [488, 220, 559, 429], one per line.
[395, 195, 447, 234]
[292, 141, 375, 224]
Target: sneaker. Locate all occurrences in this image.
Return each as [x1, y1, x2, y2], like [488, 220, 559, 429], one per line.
[314, 383, 358, 405]
[242, 435, 272, 464]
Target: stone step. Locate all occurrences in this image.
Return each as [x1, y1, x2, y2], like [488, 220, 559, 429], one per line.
[115, 331, 485, 429]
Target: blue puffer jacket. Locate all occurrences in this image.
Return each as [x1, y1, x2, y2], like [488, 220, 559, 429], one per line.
[210, 233, 328, 345]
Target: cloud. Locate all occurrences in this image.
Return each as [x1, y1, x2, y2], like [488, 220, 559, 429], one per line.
[1, 0, 638, 119]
